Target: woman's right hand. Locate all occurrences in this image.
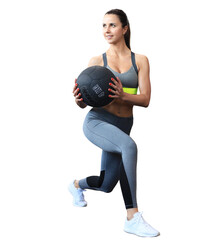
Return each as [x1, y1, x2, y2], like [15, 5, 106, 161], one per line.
[73, 79, 87, 108]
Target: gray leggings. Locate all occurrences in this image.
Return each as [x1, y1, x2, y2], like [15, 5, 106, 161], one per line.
[79, 108, 138, 209]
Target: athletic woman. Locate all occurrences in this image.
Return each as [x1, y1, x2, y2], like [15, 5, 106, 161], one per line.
[70, 9, 160, 238]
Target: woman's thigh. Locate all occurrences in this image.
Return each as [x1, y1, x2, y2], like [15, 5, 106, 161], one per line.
[83, 118, 134, 155]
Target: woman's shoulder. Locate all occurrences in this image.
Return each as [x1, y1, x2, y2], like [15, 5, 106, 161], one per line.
[134, 53, 150, 70]
[88, 54, 103, 67]
[135, 53, 149, 63]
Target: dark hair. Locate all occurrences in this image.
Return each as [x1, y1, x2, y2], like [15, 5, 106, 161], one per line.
[105, 9, 131, 49]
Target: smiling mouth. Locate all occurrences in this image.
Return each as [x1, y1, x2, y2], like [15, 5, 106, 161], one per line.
[106, 35, 113, 40]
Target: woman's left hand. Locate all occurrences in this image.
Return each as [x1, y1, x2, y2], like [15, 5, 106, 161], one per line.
[108, 77, 125, 99]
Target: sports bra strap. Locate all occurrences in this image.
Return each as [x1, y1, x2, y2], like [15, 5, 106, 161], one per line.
[131, 52, 138, 75]
[103, 53, 107, 67]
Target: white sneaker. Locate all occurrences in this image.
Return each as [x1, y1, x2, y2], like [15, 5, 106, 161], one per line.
[68, 181, 87, 207]
[124, 212, 160, 237]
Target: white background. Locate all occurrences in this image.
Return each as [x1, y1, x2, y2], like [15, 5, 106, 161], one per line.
[0, 0, 210, 239]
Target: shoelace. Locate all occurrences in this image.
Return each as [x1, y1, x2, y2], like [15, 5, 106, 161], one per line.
[134, 212, 151, 228]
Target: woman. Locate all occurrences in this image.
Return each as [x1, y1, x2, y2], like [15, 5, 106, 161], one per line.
[69, 9, 160, 238]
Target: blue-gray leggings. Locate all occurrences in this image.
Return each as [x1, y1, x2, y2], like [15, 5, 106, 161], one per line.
[79, 108, 138, 209]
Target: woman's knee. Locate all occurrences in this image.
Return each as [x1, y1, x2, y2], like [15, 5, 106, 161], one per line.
[100, 177, 118, 193]
[101, 185, 115, 193]
[127, 138, 138, 155]
[121, 139, 138, 165]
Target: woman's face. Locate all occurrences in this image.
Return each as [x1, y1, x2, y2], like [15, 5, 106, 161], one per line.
[103, 14, 127, 45]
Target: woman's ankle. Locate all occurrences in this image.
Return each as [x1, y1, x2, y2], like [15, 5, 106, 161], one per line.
[74, 180, 80, 189]
[127, 208, 138, 220]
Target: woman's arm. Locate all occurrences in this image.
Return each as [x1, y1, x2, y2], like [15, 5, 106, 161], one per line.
[109, 55, 151, 108]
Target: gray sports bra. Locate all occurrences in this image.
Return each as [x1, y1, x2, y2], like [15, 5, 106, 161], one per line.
[103, 52, 139, 94]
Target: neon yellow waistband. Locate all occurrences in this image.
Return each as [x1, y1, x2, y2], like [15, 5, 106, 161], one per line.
[123, 87, 138, 95]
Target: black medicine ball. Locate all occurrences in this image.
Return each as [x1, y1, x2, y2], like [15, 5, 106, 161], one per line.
[76, 66, 116, 107]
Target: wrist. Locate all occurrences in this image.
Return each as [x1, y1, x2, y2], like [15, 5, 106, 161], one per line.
[121, 92, 130, 102]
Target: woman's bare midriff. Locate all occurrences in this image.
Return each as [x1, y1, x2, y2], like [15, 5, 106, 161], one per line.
[102, 99, 133, 117]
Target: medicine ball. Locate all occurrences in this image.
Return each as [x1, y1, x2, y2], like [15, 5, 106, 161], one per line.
[76, 66, 116, 107]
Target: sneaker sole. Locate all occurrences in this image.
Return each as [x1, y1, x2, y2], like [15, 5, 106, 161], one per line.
[124, 229, 160, 237]
[73, 202, 87, 207]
